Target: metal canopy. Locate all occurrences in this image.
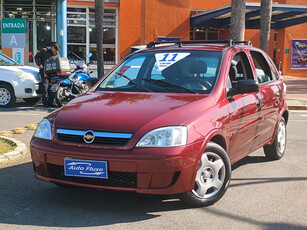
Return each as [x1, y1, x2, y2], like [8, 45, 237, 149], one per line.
[191, 3, 307, 30]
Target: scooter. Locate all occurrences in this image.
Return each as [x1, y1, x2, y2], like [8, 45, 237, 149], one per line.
[50, 61, 92, 107]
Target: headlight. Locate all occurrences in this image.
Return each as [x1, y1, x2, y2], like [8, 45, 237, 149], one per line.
[34, 118, 52, 140]
[17, 70, 28, 80]
[136, 126, 187, 147]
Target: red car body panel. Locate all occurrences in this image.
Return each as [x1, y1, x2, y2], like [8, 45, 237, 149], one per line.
[30, 43, 288, 195]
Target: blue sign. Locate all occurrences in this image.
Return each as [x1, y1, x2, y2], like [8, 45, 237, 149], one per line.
[291, 39, 307, 69]
[64, 158, 108, 179]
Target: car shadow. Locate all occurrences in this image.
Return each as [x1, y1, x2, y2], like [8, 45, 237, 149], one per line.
[0, 162, 188, 228]
[0, 100, 58, 112]
[231, 155, 268, 170]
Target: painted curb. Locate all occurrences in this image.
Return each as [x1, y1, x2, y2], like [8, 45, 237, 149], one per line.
[288, 105, 307, 110]
[0, 136, 28, 164]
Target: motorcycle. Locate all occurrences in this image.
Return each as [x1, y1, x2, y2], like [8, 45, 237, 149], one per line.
[50, 62, 92, 107]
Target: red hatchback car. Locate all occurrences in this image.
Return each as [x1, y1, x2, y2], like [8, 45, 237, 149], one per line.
[31, 40, 288, 207]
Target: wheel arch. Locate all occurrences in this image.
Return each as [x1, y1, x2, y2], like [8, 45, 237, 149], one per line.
[210, 135, 227, 151]
[282, 109, 289, 124]
[0, 81, 15, 94]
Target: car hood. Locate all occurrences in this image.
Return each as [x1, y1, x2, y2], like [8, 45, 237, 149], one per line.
[54, 91, 209, 134]
[0, 65, 40, 81]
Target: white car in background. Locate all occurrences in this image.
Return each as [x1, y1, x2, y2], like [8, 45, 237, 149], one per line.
[0, 52, 41, 108]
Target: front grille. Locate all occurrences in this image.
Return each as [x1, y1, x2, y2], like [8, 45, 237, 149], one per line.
[56, 129, 132, 146]
[48, 164, 137, 188]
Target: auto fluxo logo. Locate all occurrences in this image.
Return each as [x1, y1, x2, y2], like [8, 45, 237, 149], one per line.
[83, 130, 95, 144]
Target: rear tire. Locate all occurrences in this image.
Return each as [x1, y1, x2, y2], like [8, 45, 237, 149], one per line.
[0, 83, 16, 108]
[263, 117, 287, 160]
[179, 142, 231, 207]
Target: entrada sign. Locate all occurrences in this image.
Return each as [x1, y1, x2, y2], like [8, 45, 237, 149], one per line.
[2, 18, 26, 33]
[1, 18, 28, 65]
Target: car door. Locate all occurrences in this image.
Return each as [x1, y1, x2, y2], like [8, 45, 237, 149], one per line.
[249, 50, 281, 144]
[226, 51, 262, 162]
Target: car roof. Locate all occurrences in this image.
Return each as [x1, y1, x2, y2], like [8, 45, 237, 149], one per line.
[133, 40, 255, 54]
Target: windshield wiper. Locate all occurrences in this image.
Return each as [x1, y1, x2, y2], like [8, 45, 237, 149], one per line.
[115, 72, 151, 92]
[142, 78, 198, 94]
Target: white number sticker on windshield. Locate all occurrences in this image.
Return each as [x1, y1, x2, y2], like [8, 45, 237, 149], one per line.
[155, 53, 190, 71]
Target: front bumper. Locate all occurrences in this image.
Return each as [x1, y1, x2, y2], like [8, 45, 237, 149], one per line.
[30, 139, 203, 194]
[14, 79, 42, 98]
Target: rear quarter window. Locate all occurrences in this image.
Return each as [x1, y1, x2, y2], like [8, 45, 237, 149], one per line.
[250, 51, 273, 84]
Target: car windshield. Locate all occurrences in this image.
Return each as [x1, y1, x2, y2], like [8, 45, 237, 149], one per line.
[97, 50, 222, 94]
[0, 53, 20, 66]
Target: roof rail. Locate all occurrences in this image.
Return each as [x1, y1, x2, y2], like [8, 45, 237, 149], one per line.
[233, 41, 253, 46]
[146, 40, 235, 48]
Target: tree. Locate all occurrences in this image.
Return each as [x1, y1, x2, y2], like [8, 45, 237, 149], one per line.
[95, 0, 104, 79]
[230, 0, 246, 41]
[260, 0, 272, 52]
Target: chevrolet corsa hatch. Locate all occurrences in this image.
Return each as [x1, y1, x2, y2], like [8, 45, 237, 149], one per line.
[31, 40, 288, 207]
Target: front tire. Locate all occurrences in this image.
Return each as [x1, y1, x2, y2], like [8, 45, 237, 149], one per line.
[263, 117, 287, 160]
[179, 142, 231, 207]
[0, 83, 16, 108]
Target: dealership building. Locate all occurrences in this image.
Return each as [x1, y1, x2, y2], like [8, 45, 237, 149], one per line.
[1, 0, 307, 77]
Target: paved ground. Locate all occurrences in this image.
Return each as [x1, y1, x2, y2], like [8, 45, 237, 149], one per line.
[284, 75, 307, 109]
[0, 110, 306, 230]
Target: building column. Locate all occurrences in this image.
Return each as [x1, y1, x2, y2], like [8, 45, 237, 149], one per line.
[33, 0, 37, 59]
[56, 0, 67, 57]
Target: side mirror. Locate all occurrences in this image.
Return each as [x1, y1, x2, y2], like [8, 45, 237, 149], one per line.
[86, 77, 99, 88]
[227, 79, 259, 97]
[87, 53, 93, 58]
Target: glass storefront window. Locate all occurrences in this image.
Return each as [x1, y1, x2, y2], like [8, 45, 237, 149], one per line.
[68, 45, 86, 63]
[68, 27, 86, 43]
[67, 8, 86, 13]
[37, 21, 52, 50]
[67, 7, 117, 67]
[68, 20, 86, 25]
[89, 47, 116, 65]
[90, 28, 116, 44]
[68, 14, 86, 19]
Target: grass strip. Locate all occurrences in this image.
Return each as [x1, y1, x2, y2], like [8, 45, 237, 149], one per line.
[0, 138, 16, 155]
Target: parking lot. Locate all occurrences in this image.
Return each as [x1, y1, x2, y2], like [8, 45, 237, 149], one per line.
[0, 107, 306, 230]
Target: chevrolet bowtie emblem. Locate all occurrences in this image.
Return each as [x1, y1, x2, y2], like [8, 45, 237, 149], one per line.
[83, 130, 95, 144]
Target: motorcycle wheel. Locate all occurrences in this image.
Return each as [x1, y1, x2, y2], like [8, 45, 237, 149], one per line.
[55, 86, 70, 107]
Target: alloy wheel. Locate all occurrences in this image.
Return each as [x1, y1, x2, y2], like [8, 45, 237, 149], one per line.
[192, 152, 226, 199]
[277, 121, 286, 154]
[0, 87, 11, 106]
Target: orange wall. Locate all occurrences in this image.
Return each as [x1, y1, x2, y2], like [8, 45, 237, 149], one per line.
[191, 0, 231, 9]
[118, 0, 142, 59]
[119, 0, 191, 59]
